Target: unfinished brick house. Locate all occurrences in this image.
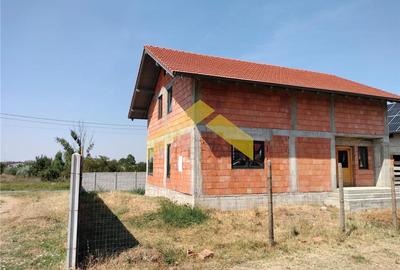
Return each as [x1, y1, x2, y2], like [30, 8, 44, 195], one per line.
[128, 45, 400, 209]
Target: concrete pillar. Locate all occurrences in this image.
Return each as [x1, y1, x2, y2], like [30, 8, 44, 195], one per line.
[191, 78, 202, 201]
[375, 138, 391, 187]
[289, 134, 297, 192]
[289, 94, 298, 192]
[66, 153, 81, 270]
[192, 127, 202, 197]
[290, 94, 297, 130]
[330, 94, 336, 132]
[330, 136, 337, 190]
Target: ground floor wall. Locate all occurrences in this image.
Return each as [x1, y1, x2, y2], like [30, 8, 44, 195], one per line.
[336, 137, 375, 187]
[389, 134, 400, 156]
[146, 130, 193, 195]
[145, 125, 391, 209]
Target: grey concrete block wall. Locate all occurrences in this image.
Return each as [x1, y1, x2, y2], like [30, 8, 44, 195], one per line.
[82, 172, 146, 191]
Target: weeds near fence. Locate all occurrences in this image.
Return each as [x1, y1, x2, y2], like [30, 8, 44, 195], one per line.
[130, 188, 145, 195]
[127, 199, 208, 229]
[159, 200, 208, 228]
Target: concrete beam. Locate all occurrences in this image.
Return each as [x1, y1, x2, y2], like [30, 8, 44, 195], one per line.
[330, 94, 336, 132]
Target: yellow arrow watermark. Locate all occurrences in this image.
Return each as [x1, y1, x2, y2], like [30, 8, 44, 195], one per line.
[186, 100, 254, 160]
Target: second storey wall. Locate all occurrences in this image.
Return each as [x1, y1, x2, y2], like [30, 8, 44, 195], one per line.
[199, 79, 386, 136]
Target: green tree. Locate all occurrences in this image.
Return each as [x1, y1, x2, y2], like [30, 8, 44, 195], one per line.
[0, 162, 5, 174]
[52, 151, 65, 173]
[135, 162, 146, 172]
[118, 154, 136, 171]
[4, 166, 18, 175]
[56, 123, 94, 176]
[30, 155, 52, 177]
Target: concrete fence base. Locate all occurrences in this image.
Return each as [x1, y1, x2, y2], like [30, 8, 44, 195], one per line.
[82, 172, 146, 192]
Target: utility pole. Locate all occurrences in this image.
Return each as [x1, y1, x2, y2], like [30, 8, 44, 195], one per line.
[267, 160, 275, 245]
[390, 160, 398, 230]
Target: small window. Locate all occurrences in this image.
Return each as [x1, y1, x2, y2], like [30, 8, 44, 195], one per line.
[158, 95, 163, 119]
[147, 148, 154, 175]
[166, 144, 171, 177]
[167, 86, 172, 113]
[232, 141, 264, 169]
[358, 146, 369, 169]
[338, 150, 349, 168]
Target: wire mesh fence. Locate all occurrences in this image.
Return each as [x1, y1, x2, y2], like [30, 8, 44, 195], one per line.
[77, 191, 139, 267]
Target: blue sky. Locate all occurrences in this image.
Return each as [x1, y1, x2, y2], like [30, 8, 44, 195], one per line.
[1, 0, 399, 162]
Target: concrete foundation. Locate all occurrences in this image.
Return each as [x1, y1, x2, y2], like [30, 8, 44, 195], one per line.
[146, 183, 331, 210]
[145, 184, 195, 205]
[196, 192, 330, 210]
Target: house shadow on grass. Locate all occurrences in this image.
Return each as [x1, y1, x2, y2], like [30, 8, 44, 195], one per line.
[77, 191, 139, 268]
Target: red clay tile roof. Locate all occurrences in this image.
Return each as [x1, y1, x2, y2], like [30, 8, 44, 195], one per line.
[145, 45, 399, 101]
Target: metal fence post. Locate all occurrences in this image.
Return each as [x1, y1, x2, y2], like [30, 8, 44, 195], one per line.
[135, 171, 138, 190]
[338, 163, 346, 233]
[93, 172, 97, 192]
[267, 160, 275, 246]
[390, 160, 398, 230]
[114, 172, 118, 191]
[66, 153, 81, 269]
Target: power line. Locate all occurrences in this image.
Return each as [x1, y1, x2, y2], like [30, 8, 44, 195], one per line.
[0, 113, 147, 128]
[1, 123, 146, 136]
[0, 116, 146, 131]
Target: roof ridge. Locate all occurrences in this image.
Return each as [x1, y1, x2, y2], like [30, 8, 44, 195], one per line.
[144, 44, 340, 78]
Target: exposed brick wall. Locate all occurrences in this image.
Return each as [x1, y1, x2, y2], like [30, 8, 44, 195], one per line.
[334, 97, 385, 135]
[146, 71, 194, 194]
[201, 80, 291, 129]
[147, 133, 192, 194]
[144, 73, 385, 196]
[147, 71, 194, 140]
[166, 133, 192, 194]
[296, 137, 332, 192]
[266, 136, 290, 193]
[147, 141, 165, 188]
[201, 133, 289, 195]
[353, 145, 375, 186]
[296, 92, 330, 132]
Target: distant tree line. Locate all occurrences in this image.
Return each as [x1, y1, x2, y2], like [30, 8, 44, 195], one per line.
[0, 124, 145, 181]
[1, 154, 146, 181]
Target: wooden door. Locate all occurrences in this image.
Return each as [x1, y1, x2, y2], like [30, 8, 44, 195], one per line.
[336, 147, 353, 187]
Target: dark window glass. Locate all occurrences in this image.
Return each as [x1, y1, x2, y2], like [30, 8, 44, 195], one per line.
[167, 86, 172, 113]
[166, 144, 171, 177]
[338, 150, 349, 168]
[147, 148, 154, 175]
[158, 95, 163, 119]
[232, 141, 264, 169]
[358, 146, 369, 169]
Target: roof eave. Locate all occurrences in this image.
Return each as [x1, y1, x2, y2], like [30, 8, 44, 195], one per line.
[128, 50, 167, 120]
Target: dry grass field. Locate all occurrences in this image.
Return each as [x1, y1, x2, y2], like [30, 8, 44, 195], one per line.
[0, 174, 69, 191]
[0, 191, 399, 269]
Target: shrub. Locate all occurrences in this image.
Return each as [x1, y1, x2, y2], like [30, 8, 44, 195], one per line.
[16, 165, 32, 177]
[3, 166, 18, 175]
[159, 200, 208, 228]
[131, 188, 145, 195]
[161, 248, 179, 265]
